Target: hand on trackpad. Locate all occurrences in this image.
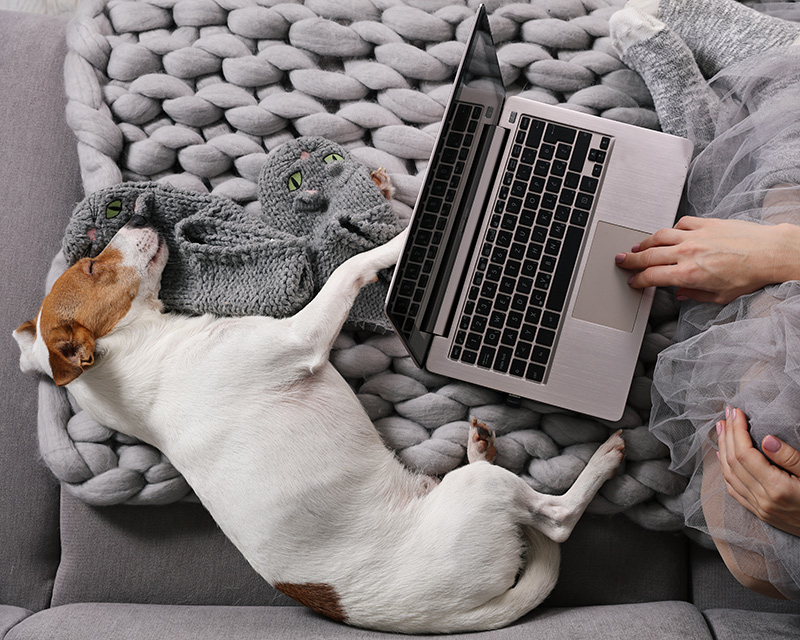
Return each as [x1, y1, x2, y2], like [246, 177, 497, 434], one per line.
[571, 222, 649, 333]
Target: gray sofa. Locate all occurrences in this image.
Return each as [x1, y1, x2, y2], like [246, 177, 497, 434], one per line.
[2, 10, 800, 640]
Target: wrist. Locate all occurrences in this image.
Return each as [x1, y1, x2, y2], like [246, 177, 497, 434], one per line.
[762, 223, 800, 285]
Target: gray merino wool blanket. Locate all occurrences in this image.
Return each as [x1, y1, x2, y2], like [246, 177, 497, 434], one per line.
[40, 0, 692, 534]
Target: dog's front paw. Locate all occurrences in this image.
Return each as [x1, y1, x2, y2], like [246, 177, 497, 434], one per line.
[467, 417, 497, 464]
[588, 430, 625, 480]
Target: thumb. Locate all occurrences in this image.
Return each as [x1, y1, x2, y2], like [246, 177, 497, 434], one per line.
[762, 435, 800, 475]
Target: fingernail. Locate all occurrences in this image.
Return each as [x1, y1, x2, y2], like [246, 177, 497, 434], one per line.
[676, 295, 690, 301]
[628, 275, 634, 285]
[725, 406, 731, 419]
[716, 420, 724, 436]
[615, 253, 626, 264]
[631, 243, 641, 252]
[763, 435, 782, 453]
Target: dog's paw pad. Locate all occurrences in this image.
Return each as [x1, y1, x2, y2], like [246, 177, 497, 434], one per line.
[468, 417, 497, 464]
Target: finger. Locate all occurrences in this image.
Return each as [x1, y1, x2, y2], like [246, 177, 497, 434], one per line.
[718, 409, 763, 506]
[626, 265, 683, 289]
[762, 435, 800, 476]
[615, 246, 674, 272]
[673, 216, 712, 231]
[632, 227, 687, 253]
[725, 408, 773, 482]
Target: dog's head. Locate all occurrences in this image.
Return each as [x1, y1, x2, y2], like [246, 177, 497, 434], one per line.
[14, 216, 168, 386]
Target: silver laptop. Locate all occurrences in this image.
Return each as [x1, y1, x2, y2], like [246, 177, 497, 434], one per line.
[385, 5, 692, 421]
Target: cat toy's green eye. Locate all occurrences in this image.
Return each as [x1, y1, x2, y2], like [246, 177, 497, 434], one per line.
[323, 153, 344, 164]
[106, 200, 122, 219]
[288, 171, 303, 191]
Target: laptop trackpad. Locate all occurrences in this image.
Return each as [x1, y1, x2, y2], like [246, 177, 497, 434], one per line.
[571, 222, 650, 333]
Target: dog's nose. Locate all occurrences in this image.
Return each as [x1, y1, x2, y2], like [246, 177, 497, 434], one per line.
[127, 214, 149, 229]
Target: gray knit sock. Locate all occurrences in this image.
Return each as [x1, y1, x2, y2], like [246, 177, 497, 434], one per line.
[610, 8, 720, 150]
[629, 0, 800, 77]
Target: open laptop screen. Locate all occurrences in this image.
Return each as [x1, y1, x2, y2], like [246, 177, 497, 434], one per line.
[385, 5, 505, 366]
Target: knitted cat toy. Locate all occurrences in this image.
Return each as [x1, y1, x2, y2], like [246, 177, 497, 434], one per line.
[61, 137, 402, 330]
[258, 136, 402, 332]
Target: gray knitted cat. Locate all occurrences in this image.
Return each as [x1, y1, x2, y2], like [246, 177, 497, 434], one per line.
[61, 137, 401, 329]
[259, 137, 403, 332]
[62, 181, 314, 318]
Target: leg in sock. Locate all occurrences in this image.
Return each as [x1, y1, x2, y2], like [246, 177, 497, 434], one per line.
[610, 8, 720, 149]
[628, 0, 800, 77]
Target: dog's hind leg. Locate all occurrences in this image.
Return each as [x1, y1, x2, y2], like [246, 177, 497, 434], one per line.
[522, 431, 625, 543]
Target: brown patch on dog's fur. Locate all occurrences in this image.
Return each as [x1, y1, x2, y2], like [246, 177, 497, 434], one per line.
[33, 246, 140, 386]
[275, 582, 347, 622]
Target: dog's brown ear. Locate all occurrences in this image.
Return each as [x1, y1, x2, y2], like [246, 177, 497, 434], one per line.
[47, 324, 96, 386]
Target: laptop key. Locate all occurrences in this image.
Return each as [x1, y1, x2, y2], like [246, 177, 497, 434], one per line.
[545, 225, 584, 312]
[575, 192, 594, 210]
[478, 346, 496, 369]
[510, 359, 527, 377]
[545, 123, 577, 145]
[569, 131, 592, 173]
[537, 328, 556, 347]
[514, 342, 532, 359]
[526, 363, 545, 382]
[521, 147, 537, 164]
[452, 103, 472, 131]
[493, 346, 513, 373]
[531, 345, 550, 364]
[527, 119, 545, 147]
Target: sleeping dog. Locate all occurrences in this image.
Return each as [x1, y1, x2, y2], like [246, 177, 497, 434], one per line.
[14, 216, 624, 633]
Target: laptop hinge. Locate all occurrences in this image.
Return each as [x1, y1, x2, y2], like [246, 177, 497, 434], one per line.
[427, 123, 509, 337]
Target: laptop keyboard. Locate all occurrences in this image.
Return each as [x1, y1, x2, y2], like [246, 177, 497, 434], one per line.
[449, 116, 611, 383]
[388, 102, 483, 337]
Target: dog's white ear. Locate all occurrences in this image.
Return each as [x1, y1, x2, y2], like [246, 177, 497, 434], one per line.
[13, 320, 43, 375]
[45, 323, 97, 387]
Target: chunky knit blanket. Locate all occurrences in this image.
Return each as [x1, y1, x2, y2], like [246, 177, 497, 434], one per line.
[44, 0, 691, 532]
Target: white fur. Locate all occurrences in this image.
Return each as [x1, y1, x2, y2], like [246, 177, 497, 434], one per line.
[15, 224, 624, 633]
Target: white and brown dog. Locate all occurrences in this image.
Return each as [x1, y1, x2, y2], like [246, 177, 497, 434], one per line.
[14, 216, 624, 633]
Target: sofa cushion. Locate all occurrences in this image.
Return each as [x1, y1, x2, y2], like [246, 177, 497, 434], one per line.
[703, 609, 800, 639]
[54, 488, 687, 609]
[690, 545, 800, 613]
[548, 514, 689, 606]
[0, 10, 84, 612]
[6, 602, 713, 640]
[0, 607, 32, 640]
[52, 492, 294, 607]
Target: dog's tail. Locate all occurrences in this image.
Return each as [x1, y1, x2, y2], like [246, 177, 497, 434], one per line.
[469, 525, 560, 629]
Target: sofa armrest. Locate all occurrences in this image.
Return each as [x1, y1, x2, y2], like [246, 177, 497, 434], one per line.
[0, 10, 85, 611]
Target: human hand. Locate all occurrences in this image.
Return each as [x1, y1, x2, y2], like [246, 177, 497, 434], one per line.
[716, 407, 800, 537]
[614, 217, 800, 304]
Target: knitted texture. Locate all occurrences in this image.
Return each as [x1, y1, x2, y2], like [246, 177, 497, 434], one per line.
[46, 0, 694, 534]
[61, 137, 399, 327]
[258, 136, 403, 331]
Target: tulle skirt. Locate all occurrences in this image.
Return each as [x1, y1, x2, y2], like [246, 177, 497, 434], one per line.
[650, 40, 800, 599]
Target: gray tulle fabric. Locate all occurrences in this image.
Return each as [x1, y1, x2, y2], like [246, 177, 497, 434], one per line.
[650, 26, 800, 600]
